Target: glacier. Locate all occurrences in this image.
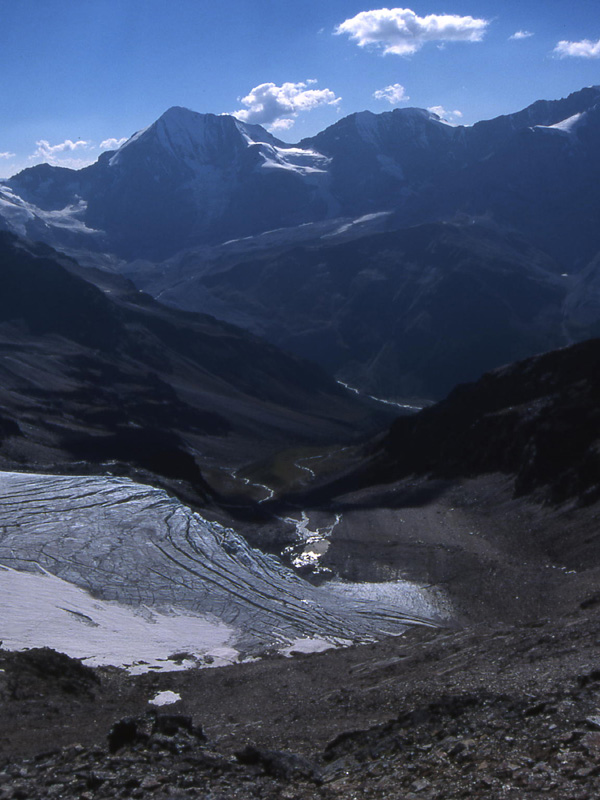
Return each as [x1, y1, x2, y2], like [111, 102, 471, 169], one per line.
[0, 472, 447, 671]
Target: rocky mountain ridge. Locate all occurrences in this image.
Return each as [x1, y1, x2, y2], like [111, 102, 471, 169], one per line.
[290, 336, 600, 526]
[2, 85, 599, 264]
[2, 86, 600, 401]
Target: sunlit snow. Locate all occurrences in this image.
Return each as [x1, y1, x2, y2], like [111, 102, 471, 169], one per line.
[150, 691, 183, 706]
[535, 112, 587, 136]
[0, 472, 446, 670]
[0, 565, 238, 673]
[0, 186, 100, 238]
[257, 143, 331, 176]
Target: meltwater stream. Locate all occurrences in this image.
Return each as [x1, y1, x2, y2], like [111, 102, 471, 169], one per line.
[0, 472, 448, 672]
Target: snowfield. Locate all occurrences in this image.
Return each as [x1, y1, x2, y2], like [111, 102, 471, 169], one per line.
[0, 565, 238, 673]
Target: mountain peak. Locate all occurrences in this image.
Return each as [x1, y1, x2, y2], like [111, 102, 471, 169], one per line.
[110, 106, 284, 166]
[155, 106, 233, 131]
[158, 104, 198, 120]
[393, 106, 439, 121]
[154, 106, 236, 136]
[108, 107, 253, 170]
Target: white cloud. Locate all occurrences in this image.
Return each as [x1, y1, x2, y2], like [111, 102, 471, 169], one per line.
[553, 38, 600, 58]
[234, 80, 341, 129]
[428, 105, 463, 122]
[27, 136, 128, 170]
[269, 118, 296, 131]
[99, 137, 127, 150]
[373, 83, 410, 104]
[335, 8, 489, 56]
[29, 138, 95, 170]
[510, 30, 534, 40]
[0, 152, 15, 159]
[32, 139, 91, 159]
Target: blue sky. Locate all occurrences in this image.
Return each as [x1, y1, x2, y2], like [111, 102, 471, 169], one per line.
[0, 0, 599, 177]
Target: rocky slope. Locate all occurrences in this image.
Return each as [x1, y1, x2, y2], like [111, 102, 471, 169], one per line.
[3, 588, 600, 799]
[138, 219, 568, 399]
[0, 232, 384, 506]
[291, 336, 600, 509]
[379, 337, 600, 506]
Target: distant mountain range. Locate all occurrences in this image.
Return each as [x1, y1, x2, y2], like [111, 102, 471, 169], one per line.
[2, 85, 599, 264]
[2, 85, 600, 399]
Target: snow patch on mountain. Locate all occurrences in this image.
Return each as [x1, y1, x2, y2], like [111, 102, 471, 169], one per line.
[0, 187, 36, 235]
[257, 143, 330, 175]
[0, 186, 99, 237]
[535, 111, 588, 136]
[324, 212, 392, 238]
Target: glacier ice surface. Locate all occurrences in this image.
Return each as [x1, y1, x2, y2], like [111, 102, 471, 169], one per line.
[0, 472, 448, 670]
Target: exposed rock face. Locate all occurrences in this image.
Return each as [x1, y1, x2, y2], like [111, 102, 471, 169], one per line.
[361, 337, 600, 505]
[0, 647, 100, 701]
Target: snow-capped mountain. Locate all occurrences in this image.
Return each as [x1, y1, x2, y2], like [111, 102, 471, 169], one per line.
[1, 85, 599, 264]
[3, 107, 336, 259]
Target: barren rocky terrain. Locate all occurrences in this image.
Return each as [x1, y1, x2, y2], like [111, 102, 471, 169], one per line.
[2, 591, 600, 800]
[2, 467, 600, 799]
